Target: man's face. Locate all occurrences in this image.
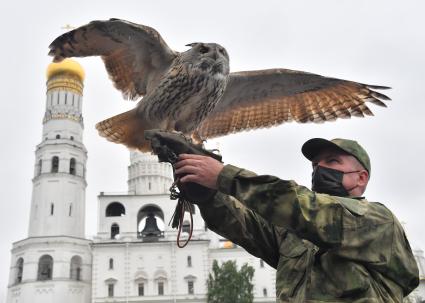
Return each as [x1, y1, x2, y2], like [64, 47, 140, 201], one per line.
[312, 147, 368, 196]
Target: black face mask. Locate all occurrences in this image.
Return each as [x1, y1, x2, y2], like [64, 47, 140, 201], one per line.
[311, 165, 359, 197]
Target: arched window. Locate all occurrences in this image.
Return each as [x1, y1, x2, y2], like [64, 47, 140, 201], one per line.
[158, 281, 164, 295]
[15, 258, 24, 284]
[38, 159, 42, 176]
[56, 134, 61, 139]
[37, 255, 53, 281]
[263, 287, 268, 297]
[154, 270, 167, 295]
[51, 156, 59, 173]
[138, 283, 145, 296]
[137, 205, 165, 239]
[70, 136, 74, 140]
[108, 284, 114, 297]
[111, 223, 119, 239]
[187, 256, 192, 267]
[109, 258, 114, 270]
[69, 158, 76, 175]
[70, 255, 82, 281]
[260, 259, 264, 268]
[50, 203, 54, 215]
[188, 280, 194, 294]
[105, 202, 126, 217]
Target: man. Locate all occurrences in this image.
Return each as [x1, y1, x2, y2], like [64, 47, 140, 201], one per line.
[174, 138, 419, 303]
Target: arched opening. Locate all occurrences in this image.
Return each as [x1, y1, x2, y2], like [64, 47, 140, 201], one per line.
[137, 205, 164, 239]
[106, 202, 126, 217]
[111, 223, 120, 239]
[135, 271, 148, 296]
[70, 255, 82, 281]
[69, 158, 76, 175]
[187, 256, 192, 267]
[51, 156, 59, 173]
[37, 255, 53, 281]
[109, 258, 114, 270]
[188, 280, 194, 294]
[15, 258, 24, 284]
[184, 275, 197, 295]
[154, 270, 168, 296]
[56, 134, 61, 139]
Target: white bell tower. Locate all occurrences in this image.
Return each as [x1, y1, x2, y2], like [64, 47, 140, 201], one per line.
[6, 59, 92, 303]
[28, 59, 87, 237]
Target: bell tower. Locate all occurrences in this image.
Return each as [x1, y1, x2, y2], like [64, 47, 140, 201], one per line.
[6, 59, 91, 303]
[27, 59, 87, 238]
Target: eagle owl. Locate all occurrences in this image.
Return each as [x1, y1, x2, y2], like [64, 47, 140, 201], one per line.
[49, 18, 389, 151]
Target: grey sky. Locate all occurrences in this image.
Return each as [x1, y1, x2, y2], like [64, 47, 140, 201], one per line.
[1, 0, 424, 301]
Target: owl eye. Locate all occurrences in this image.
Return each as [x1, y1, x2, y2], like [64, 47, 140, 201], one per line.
[199, 45, 209, 54]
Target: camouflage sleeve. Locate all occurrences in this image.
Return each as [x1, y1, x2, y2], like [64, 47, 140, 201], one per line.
[216, 164, 347, 247]
[198, 191, 287, 268]
[215, 165, 420, 294]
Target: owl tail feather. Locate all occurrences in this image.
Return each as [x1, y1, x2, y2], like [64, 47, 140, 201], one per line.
[95, 108, 152, 152]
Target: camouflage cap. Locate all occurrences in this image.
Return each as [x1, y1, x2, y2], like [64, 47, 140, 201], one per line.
[301, 138, 371, 174]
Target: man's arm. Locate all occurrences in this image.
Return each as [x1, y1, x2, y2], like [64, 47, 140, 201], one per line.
[197, 191, 284, 268]
[175, 155, 343, 247]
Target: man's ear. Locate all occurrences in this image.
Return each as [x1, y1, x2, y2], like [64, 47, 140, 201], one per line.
[358, 170, 369, 187]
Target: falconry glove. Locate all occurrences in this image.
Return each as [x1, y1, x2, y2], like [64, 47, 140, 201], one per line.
[145, 129, 222, 203]
[145, 129, 222, 247]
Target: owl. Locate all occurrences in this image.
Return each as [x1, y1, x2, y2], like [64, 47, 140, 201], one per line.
[49, 18, 389, 151]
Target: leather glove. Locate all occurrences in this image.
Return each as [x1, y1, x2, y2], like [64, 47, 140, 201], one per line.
[145, 129, 222, 204]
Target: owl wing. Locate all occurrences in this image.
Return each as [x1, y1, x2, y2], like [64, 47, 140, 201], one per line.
[197, 69, 390, 139]
[48, 18, 178, 100]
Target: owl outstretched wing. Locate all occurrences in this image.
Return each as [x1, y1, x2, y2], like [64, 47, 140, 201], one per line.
[48, 18, 178, 100]
[197, 69, 390, 139]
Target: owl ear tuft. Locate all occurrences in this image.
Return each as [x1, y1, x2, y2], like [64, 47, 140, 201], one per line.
[185, 42, 201, 48]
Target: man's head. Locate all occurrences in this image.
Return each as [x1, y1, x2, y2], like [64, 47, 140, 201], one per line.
[302, 138, 370, 197]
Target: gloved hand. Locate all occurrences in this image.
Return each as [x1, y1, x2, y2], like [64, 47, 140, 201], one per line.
[145, 129, 222, 204]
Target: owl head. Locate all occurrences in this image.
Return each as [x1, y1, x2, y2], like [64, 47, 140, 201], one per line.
[182, 42, 230, 75]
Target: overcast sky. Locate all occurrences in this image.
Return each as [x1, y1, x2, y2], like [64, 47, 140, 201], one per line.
[1, 0, 424, 301]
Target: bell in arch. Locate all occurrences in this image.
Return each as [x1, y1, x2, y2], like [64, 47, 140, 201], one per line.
[141, 213, 162, 238]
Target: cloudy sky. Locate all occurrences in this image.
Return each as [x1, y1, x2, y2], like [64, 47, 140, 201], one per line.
[1, 0, 424, 300]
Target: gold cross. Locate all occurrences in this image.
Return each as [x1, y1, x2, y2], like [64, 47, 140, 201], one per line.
[61, 24, 75, 30]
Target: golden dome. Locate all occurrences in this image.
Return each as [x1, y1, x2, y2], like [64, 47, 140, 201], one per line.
[46, 58, 85, 81]
[222, 240, 235, 249]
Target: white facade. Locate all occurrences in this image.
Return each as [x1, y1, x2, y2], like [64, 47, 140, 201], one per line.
[92, 151, 276, 302]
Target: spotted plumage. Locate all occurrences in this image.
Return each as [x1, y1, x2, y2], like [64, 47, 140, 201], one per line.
[49, 18, 390, 151]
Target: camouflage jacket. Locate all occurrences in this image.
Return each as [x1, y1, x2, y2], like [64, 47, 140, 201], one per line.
[198, 165, 419, 303]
